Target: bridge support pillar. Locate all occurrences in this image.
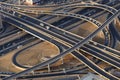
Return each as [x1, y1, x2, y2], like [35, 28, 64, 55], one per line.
[114, 18, 117, 24]
[63, 68, 66, 73]
[77, 75, 81, 80]
[61, 57, 64, 64]
[48, 64, 51, 72]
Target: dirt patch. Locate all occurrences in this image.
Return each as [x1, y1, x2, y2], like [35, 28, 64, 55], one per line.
[70, 22, 105, 44]
[16, 41, 60, 67]
[0, 40, 59, 73]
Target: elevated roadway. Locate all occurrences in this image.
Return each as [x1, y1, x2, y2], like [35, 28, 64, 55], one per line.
[0, 1, 119, 14]
[1, 0, 119, 44]
[0, 10, 118, 77]
[0, 31, 26, 45]
[1, 8, 120, 79]
[36, 1, 120, 46]
[0, 34, 36, 56]
[0, 0, 120, 79]
[5, 9, 119, 57]
[1, 9, 120, 65]
[1, 2, 115, 50]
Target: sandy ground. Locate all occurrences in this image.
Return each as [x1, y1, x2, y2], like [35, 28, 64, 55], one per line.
[0, 40, 59, 73]
[70, 22, 105, 44]
[16, 41, 60, 67]
[0, 40, 39, 72]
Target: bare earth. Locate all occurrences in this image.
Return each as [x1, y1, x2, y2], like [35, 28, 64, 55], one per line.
[16, 41, 60, 68]
[0, 40, 59, 73]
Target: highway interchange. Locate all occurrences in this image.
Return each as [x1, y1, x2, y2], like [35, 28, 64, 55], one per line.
[0, 0, 120, 80]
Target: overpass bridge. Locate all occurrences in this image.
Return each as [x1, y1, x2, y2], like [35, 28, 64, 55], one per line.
[0, 0, 120, 80]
